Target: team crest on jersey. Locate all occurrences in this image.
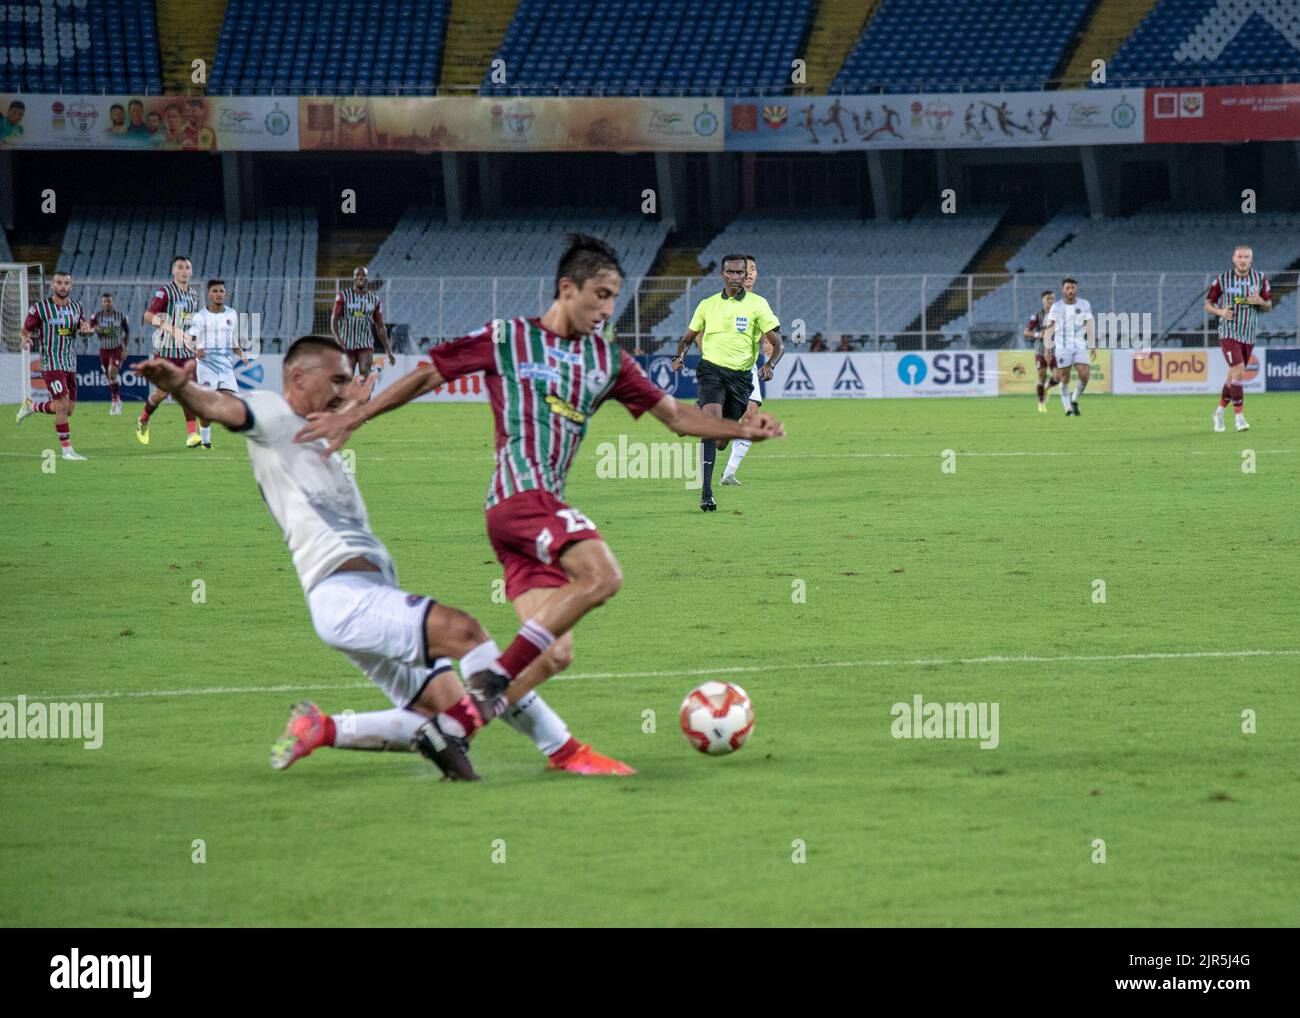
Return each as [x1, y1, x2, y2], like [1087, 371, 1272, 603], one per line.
[583, 367, 609, 394]
[734, 316, 750, 333]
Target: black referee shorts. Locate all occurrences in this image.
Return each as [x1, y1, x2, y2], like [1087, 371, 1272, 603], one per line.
[696, 359, 754, 420]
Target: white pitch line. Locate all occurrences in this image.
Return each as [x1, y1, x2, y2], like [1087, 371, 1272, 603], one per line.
[4, 647, 1296, 704]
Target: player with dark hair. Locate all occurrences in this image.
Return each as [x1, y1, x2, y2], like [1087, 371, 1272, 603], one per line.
[671, 253, 782, 509]
[296, 234, 785, 775]
[719, 254, 782, 484]
[1025, 289, 1059, 413]
[1206, 244, 1270, 432]
[91, 292, 130, 415]
[136, 255, 202, 446]
[1042, 277, 1094, 417]
[331, 267, 391, 378]
[16, 271, 94, 459]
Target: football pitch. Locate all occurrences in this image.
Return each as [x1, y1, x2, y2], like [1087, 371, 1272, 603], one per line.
[2, 394, 1298, 927]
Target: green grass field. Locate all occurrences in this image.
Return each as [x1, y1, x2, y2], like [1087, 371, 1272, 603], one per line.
[2, 393, 1298, 927]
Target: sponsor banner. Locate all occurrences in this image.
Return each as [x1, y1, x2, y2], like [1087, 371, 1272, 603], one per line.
[642, 354, 700, 401]
[0, 94, 297, 150]
[997, 350, 1112, 394]
[1265, 348, 1300, 391]
[883, 351, 998, 397]
[1145, 85, 1300, 143]
[771, 353, 883, 399]
[726, 89, 1142, 151]
[1112, 347, 1265, 394]
[298, 96, 723, 152]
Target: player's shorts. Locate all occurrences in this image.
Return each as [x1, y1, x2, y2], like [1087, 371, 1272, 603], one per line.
[1053, 346, 1090, 368]
[307, 569, 453, 709]
[159, 355, 196, 375]
[486, 488, 604, 601]
[1034, 350, 1057, 370]
[99, 346, 126, 371]
[1218, 338, 1255, 368]
[40, 370, 78, 403]
[196, 360, 239, 393]
[696, 359, 754, 420]
[749, 362, 765, 405]
[344, 343, 374, 356]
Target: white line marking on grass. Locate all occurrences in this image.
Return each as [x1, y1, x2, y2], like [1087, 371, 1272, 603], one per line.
[6, 647, 1297, 703]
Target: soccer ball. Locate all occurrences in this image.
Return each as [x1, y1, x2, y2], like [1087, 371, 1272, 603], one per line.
[679, 681, 754, 755]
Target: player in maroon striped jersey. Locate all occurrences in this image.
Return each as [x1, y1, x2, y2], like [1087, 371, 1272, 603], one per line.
[331, 267, 391, 378]
[1205, 245, 1271, 432]
[136, 256, 202, 447]
[90, 292, 130, 415]
[15, 271, 94, 460]
[1025, 289, 1059, 413]
[297, 235, 785, 775]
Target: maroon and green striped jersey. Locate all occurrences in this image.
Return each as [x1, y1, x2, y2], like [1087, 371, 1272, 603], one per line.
[91, 307, 128, 349]
[23, 297, 87, 372]
[333, 288, 383, 350]
[146, 282, 201, 356]
[429, 318, 666, 509]
[1206, 269, 1271, 342]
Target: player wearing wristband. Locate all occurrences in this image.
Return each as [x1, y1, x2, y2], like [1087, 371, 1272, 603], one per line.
[296, 235, 786, 775]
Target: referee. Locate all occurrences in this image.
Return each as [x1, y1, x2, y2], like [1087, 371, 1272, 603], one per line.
[672, 254, 781, 511]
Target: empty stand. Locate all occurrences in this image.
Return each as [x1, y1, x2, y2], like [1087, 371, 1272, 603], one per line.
[0, 0, 162, 93]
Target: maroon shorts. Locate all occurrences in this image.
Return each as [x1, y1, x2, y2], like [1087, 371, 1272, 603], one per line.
[99, 346, 126, 371]
[40, 370, 78, 403]
[1219, 339, 1254, 368]
[1034, 352, 1057, 370]
[486, 489, 604, 601]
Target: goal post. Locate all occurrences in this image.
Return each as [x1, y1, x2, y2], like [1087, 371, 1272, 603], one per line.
[1, 263, 45, 402]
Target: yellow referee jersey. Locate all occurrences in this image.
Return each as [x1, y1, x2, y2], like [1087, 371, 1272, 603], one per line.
[689, 289, 779, 371]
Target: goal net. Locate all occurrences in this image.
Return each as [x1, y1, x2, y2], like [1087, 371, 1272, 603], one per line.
[1, 264, 44, 402]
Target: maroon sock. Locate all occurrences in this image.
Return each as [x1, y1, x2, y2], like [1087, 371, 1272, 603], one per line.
[55, 423, 70, 448]
[139, 399, 157, 422]
[33, 400, 55, 414]
[1036, 383, 1044, 401]
[109, 381, 120, 400]
[1231, 384, 1244, 410]
[1220, 382, 1231, 406]
[442, 696, 486, 737]
[496, 619, 556, 679]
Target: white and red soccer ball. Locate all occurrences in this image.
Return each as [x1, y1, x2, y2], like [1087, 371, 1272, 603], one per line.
[679, 681, 754, 755]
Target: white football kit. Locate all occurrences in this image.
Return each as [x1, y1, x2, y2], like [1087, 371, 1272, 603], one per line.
[190, 307, 242, 392]
[1047, 297, 1093, 368]
[231, 390, 450, 707]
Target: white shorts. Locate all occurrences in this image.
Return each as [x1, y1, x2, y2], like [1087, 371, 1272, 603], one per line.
[749, 364, 763, 405]
[196, 361, 239, 393]
[1053, 347, 1090, 368]
[306, 570, 453, 709]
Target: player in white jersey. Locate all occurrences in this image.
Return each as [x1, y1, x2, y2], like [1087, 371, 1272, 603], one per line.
[1041, 277, 1095, 417]
[186, 279, 249, 449]
[131, 336, 597, 782]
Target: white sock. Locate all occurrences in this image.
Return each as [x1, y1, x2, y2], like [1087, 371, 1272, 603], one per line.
[501, 690, 571, 756]
[1070, 386, 1079, 401]
[724, 439, 752, 476]
[331, 708, 424, 751]
[1060, 385, 1072, 409]
[459, 638, 502, 681]
[200, 425, 211, 443]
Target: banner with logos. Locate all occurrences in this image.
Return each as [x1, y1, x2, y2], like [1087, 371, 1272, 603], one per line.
[882, 351, 998, 397]
[997, 350, 1112, 394]
[770, 353, 884, 399]
[297, 96, 723, 152]
[1111, 348, 1266, 394]
[0, 94, 298, 150]
[726, 89, 1143, 150]
[1144, 84, 1300, 143]
[1264, 348, 1300, 391]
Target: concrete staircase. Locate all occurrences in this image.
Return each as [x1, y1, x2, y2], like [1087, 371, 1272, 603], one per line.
[439, 0, 518, 91]
[801, 0, 883, 93]
[1057, 0, 1159, 87]
[316, 229, 393, 279]
[156, 0, 228, 93]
